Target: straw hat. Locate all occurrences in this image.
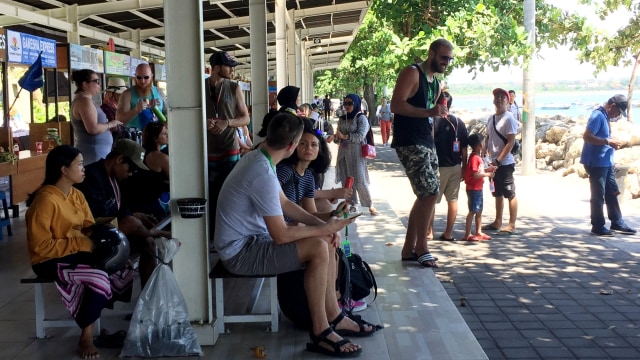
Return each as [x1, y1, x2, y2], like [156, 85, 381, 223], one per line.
[105, 78, 127, 94]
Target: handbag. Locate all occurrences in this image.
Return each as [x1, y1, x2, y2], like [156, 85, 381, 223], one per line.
[361, 143, 376, 159]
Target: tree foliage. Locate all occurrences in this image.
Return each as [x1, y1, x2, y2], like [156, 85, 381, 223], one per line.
[315, 0, 591, 102]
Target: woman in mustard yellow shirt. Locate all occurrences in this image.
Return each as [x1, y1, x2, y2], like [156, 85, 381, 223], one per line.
[26, 145, 132, 359]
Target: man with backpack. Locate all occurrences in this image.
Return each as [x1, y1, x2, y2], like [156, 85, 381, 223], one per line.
[484, 88, 519, 234]
[214, 112, 378, 358]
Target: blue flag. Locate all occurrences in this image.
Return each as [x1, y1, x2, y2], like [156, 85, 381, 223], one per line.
[18, 53, 44, 92]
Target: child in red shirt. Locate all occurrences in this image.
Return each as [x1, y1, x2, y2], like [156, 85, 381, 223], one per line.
[463, 133, 496, 241]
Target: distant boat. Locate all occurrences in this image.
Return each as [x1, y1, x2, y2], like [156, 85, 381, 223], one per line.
[540, 103, 571, 110]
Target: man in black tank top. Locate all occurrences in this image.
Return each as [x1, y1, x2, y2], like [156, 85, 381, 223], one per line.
[390, 38, 454, 268]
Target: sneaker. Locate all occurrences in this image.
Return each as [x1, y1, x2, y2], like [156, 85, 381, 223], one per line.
[591, 227, 614, 237]
[610, 224, 637, 235]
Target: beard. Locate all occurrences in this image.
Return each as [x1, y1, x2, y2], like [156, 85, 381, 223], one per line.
[430, 58, 445, 74]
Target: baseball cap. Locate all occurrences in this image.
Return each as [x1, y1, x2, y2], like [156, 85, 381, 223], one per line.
[105, 78, 127, 94]
[114, 139, 149, 170]
[492, 88, 510, 99]
[209, 51, 239, 67]
[608, 94, 628, 117]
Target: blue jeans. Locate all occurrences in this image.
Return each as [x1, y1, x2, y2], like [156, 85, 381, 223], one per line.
[584, 165, 623, 229]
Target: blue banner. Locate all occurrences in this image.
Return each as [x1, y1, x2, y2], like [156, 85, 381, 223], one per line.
[7, 30, 57, 68]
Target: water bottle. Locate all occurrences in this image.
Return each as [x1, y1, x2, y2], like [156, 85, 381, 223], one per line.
[151, 105, 167, 123]
[490, 180, 495, 193]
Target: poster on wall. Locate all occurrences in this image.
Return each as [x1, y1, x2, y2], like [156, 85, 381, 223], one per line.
[6, 30, 57, 68]
[0, 28, 7, 63]
[129, 57, 148, 77]
[69, 43, 104, 72]
[104, 51, 130, 76]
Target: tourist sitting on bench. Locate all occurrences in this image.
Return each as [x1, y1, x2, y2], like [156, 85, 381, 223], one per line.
[214, 112, 378, 358]
[26, 145, 132, 359]
[75, 139, 170, 288]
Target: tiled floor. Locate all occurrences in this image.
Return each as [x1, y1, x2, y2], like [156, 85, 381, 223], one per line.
[0, 153, 485, 359]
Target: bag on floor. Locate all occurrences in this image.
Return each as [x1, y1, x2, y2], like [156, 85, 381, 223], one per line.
[348, 253, 377, 302]
[120, 238, 202, 357]
[277, 248, 350, 330]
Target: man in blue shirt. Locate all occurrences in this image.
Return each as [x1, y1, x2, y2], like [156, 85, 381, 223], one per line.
[580, 94, 636, 236]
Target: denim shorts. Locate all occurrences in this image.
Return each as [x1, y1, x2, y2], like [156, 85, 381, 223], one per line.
[395, 145, 439, 198]
[466, 190, 483, 213]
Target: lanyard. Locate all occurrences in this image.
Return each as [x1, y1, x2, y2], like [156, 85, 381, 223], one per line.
[209, 82, 222, 118]
[108, 176, 120, 209]
[260, 148, 276, 173]
[445, 115, 458, 140]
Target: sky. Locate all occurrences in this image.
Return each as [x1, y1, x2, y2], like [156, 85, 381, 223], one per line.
[447, 0, 635, 84]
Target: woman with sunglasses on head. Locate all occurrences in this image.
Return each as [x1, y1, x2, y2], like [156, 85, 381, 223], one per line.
[335, 94, 379, 216]
[71, 69, 122, 165]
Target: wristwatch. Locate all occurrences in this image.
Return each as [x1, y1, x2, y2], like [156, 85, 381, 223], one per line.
[494, 159, 501, 166]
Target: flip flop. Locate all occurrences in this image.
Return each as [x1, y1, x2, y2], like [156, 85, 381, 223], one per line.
[497, 229, 515, 235]
[481, 224, 501, 231]
[438, 234, 456, 242]
[94, 329, 126, 349]
[417, 252, 438, 268]
[402, 251, 438, 262]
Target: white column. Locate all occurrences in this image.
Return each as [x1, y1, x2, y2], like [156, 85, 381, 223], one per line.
[164, 0, 213, 344]
[300, 45, 307, 103]
[287, 10, 297, 87]
[66, 4, 80, 44]
[522, 0, 536, 175]
[275, 0, 287, 89]
[250, 0, 269, 143]
[130, 29, 142, 58]
[307, 63, 314, 104]
[296, 30, 302, 92]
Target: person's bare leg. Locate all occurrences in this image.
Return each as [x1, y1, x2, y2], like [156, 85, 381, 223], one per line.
[405, 195, 437, 259]
[120, 216, 159, 288]
[78, 323, 99, 359]
[427, 211, 434, 241]
[297, 237, 360, 354]
[502, 196, 518, 232]
[489, 197, 504, 229]
[443, 200, 458, 239]
[324, 241, 373, 335]
[401, 200, 419, 258]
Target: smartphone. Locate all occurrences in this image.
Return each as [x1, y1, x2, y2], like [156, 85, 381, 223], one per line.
[347, 212, 363, 219]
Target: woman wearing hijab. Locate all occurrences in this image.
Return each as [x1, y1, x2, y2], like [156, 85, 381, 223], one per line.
[334, 94, 379, 216]
[258, 86, 303, 139]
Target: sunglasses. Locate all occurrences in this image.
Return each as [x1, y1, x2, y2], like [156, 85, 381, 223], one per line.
[88, 79, 100, 84]
[136, 75, 151, 80]
[343, 101, 354, 106]
[439, 55, 454, 63]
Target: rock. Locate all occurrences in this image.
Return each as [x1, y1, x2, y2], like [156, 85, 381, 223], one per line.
[545, 125, 569, 144]
[536, 142, 556, 158]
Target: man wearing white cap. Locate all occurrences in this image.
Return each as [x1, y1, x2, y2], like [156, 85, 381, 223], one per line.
[581, 94, 636, 236]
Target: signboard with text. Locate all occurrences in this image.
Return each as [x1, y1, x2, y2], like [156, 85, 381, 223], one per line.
[0, 28, 6, 62]
[69, 43, 104, 72]
[6, 30, 57, 67]
[104, 51, 130, 76]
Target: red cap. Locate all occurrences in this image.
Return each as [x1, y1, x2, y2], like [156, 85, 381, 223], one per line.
[493, 88, 510, 99]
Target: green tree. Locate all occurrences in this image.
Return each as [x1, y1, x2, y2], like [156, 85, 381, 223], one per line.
[570, 0, 640, 122]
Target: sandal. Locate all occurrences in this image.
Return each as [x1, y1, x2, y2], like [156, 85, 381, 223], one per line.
[306, 327, 362, 358]
[402, 250, 438, 262]
[329, 312, 377, 337]
[93, 329, 127, 349]
[369, 208, 379, 216]
[417, 252, 438, 268]
[346, 313, 383, 332]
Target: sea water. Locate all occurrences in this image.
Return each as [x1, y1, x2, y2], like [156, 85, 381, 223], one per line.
[451, 90, 626, 119]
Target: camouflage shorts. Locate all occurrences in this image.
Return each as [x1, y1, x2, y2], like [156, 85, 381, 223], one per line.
[395, 145, 439, 198]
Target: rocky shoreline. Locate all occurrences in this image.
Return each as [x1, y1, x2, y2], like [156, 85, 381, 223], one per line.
[455, 109, 640, 200]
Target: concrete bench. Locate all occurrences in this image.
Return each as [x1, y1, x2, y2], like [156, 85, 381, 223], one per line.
[19, 277, 101, 338]
[208, 261, 278, 345]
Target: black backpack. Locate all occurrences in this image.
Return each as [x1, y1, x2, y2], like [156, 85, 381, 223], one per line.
[348, 253, 377, 302]
[277, 248, 351, 330]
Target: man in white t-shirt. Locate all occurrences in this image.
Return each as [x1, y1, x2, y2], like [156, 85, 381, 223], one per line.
[484, 88, 519, 234]
[214, 112, 377, 357]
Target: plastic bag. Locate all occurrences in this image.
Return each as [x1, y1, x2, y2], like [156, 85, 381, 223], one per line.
[120, 238, 203, 357]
